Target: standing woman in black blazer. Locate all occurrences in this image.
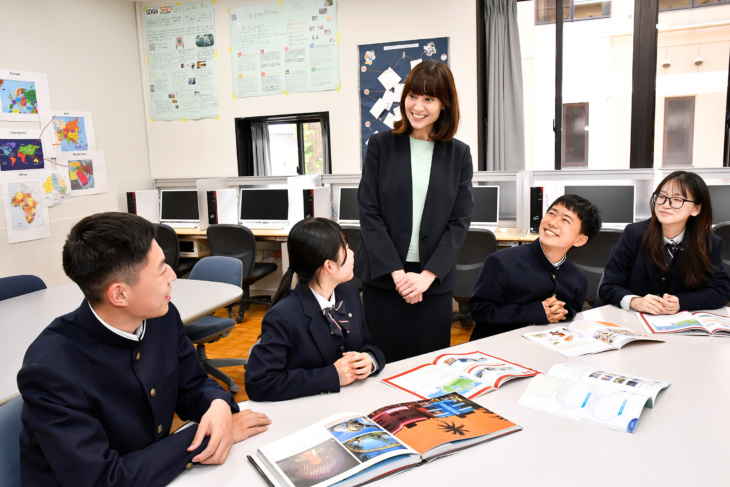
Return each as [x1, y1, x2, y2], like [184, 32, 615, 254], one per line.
[598, 171, 730, 313]
[356, 61, 474, 362]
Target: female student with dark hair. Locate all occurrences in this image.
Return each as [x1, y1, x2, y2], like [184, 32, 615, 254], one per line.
[244, 218, 385, 401]
[598, 171, 730, 314]
[356, 61, 474, 362]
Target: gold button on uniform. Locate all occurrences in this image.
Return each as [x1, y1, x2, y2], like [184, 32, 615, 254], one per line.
[157, 424, 163, 434]
[185, 463, 193, 470]
[136, 353, 140, 361]
[150, 388, 156, 397]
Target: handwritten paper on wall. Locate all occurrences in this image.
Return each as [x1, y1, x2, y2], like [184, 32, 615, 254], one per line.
[144, 1, 218, 121]
[229, 0, 340, 98]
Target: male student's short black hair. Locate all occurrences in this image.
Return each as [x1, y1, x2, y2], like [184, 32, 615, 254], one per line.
[547, 194, 602, 241]
[63, 212, 157, 304]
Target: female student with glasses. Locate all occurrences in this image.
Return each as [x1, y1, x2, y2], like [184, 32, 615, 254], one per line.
[598, 171, 730, 314]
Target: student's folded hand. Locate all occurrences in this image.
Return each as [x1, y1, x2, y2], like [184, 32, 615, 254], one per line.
[334, 355, 356, 386]
[344, 351, 374, 380]
[190, 398, 234, 464]
[630, 294, 674, 315]
[232, 409, 271, 443]
[542, 296, 568, 323]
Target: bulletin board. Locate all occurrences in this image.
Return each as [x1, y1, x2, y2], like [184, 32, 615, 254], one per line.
[357, 37, 449, 165]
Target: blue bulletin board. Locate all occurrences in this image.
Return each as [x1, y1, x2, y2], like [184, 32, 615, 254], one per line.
[357, 37, 449, 165]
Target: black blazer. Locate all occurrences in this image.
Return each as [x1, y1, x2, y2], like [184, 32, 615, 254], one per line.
[597, 220, 730, 310]
[244, 283, 385, 401]
[355, 130, 474, 294]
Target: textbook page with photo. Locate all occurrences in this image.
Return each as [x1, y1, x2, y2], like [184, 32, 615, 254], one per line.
[252, 393, 521, 487]
[522, 320, 663, 358]
[636, 311, 730, 336]
[382, 351, 540, 399]
[518, 363, 671, 433]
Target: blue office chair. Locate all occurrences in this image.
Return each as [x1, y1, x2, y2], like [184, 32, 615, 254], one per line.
[186, 256, 247, 393]
[452, 228, 498, 326]
[0, 395, 24, 487]
[0, 275, 46, 301]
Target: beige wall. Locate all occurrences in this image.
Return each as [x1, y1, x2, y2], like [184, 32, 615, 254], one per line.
[143, 0, 479, 178]
[0, 0, 151, 285]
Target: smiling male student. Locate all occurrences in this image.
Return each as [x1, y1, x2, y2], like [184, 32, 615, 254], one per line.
[468, 194, 601, 340]
[17, 212, 270, 486]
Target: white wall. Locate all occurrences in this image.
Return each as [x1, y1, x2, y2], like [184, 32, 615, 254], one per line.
[0, 0, 151, 285]
[143, 0, 479, 178]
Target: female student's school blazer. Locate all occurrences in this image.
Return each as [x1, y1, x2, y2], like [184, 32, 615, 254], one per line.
[355, 130, 474, 294]
[597, 220, 730, 310]
[244, 282, 385, 401]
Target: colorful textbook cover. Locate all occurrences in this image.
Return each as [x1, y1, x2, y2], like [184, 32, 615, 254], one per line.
[382, 351, 539, 399]
[252, 393, 521, 487]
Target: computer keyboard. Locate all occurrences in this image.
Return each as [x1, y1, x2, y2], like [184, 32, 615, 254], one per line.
[169, 222, 199, 229]
[242, 221, 288, 230]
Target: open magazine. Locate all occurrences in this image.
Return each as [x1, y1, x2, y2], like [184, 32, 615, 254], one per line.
[518, 363, 670, 433]
[382, 351, 540, 399]
[522, 320, 663, 357]
[252, 393, 521, 487]
[636, 311, 730, 336]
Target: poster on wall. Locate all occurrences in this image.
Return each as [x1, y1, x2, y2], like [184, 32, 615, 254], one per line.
[144, 1, 218, 121]
[40, 110, 96, 155]
[0, 69, 52, 122]
[357, 37, 449, 164]
[55, 150, 108, 197]
[37, 170, 71, 207]
[0, 129, 47, 172]
[229, 0, 340, 98]
[2, 172, 51, 244]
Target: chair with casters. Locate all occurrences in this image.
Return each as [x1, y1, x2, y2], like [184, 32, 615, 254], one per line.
[452, 228, 498, 327]
[186, 256, 247, 394]
[154, 224, 197, 278]
[0, 275, 46, 301]
[340, 225, 362, 291]
[712, 222, 730, 277]
[206, 224, 278, 323]
[0, 394, 24, 487]
[567, 228, 624, 308]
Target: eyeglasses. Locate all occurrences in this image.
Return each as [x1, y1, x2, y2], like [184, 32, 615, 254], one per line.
[652, 193, 696, 209]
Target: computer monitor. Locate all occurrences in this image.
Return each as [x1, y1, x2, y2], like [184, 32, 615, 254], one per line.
[471, 186, 500, 226]
[337, 187, 359, 224]
[239, 188, 289, 225]
[564, 185, 635, 227]
[159, 189, 199, 225]
[708, 185, 730, 225]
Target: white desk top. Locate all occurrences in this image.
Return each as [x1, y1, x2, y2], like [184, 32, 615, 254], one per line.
[170, 305, 729, 487]
[0, 279, 242, 404]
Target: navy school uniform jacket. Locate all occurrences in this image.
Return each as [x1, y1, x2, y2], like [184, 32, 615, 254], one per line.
[468, 239, 587, 335]
[244, 282, 386, 401]
[355, 130, 474, 293]
[17, 301, 238, 487]
[597, 219, 730, 310]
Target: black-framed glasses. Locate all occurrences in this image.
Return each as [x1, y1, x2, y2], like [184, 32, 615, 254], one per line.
[652, 193, 696, 209]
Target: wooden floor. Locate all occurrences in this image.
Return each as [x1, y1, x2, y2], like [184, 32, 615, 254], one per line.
[203, 303, 475, 403]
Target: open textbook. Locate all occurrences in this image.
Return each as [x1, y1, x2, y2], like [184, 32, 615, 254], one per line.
[518, 363, 670, 433]
[252, 393, 521, 487]
[636, 311, 730, 336]
[382, 351, 540, 399]
[522, 320, 663, 357]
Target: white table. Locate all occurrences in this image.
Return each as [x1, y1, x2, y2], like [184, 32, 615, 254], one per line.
[0, 279, 242, 404]
[170, 305, 730, 487]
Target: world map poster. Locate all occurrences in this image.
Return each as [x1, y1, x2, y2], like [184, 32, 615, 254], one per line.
[41, 111, 97, 155]
[0, 129, 46, 172]
[0, 69, 52, 122]
[2, 174, 51, 244]
[56, 150, 109, 197]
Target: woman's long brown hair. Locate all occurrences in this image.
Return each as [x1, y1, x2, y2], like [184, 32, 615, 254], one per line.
[642, 171, 714, 288]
